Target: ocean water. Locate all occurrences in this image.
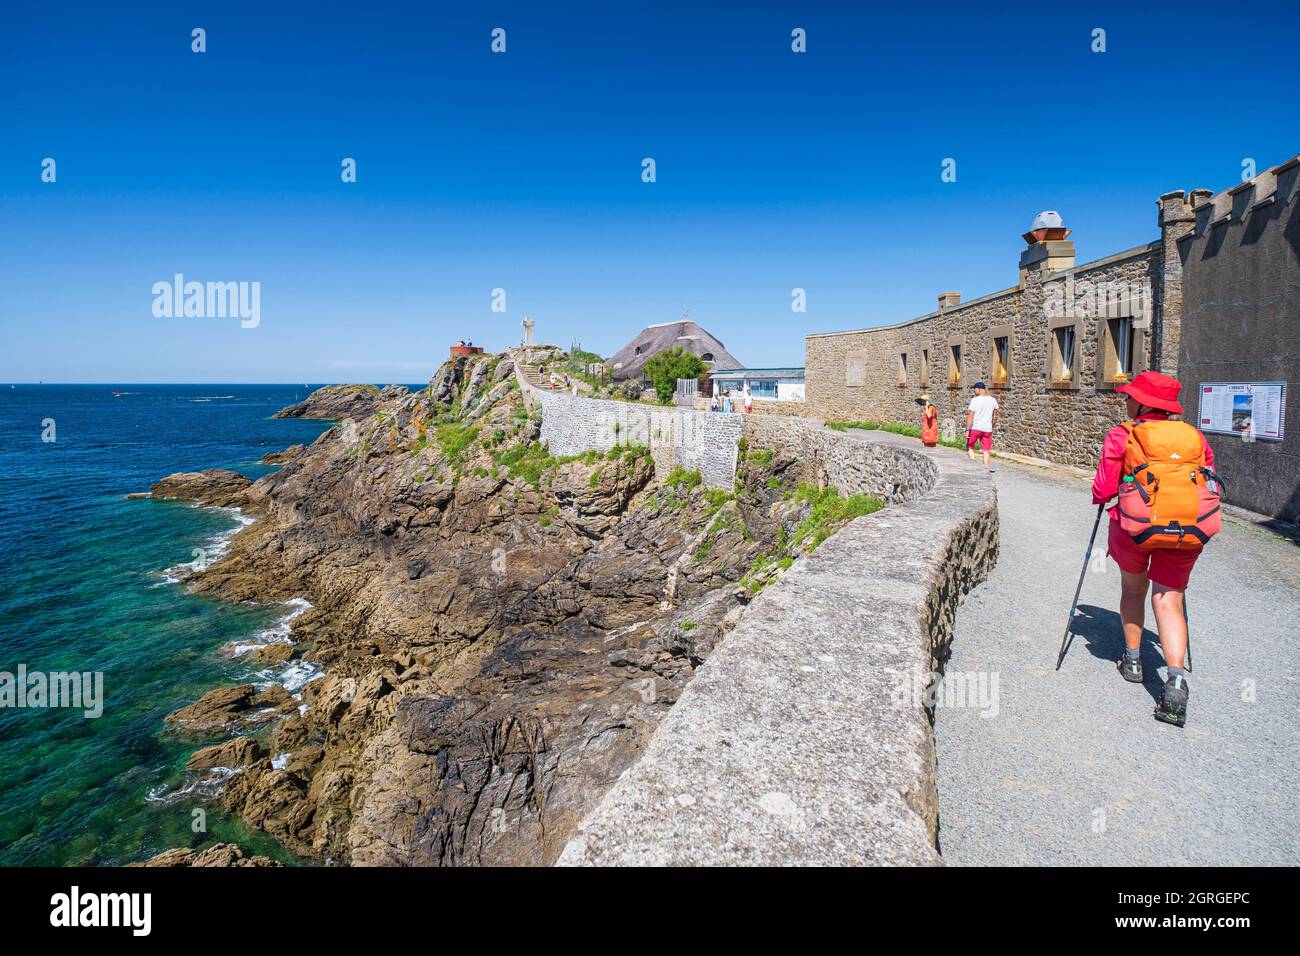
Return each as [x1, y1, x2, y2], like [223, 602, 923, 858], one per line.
[0, 384, 378, 866]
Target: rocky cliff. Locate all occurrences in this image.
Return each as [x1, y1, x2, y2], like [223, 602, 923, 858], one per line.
[146, 349, 871, 866]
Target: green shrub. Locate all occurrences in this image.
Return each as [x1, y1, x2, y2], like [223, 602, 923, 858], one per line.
[643, 347, 706, 405]
[665, 466, 702, 492]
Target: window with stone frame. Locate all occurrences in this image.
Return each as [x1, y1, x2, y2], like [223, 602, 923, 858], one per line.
[1049, 314, 1082, 387]
[988, 324, 1012, 386]
[920, 348, 930, 387]
[1100, 314, 1144, 384]
[947, 338, 963, 388]
[898, 352, 908, 387]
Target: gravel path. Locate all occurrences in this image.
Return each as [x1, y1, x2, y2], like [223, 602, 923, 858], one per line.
[935, 456, 1300, 866]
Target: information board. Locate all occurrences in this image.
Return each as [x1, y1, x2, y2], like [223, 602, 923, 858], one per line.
[1197, 382, 1286, 441]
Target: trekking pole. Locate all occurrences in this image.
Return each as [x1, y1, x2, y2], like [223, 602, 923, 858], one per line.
[1183, 596, 1192, 673]
[1056, 503, 1105, 671]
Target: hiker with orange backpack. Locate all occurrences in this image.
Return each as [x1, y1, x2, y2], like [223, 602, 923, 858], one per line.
[1091, 371, 1222, 727]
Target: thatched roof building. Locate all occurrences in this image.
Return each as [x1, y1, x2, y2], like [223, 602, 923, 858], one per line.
[608, 320, 743, 381]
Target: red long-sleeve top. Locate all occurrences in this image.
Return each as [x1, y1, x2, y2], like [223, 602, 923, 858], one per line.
[1091, 412, 1215, 520]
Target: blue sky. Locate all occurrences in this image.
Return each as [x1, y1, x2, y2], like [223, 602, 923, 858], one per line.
[2, 1, 1296, 383]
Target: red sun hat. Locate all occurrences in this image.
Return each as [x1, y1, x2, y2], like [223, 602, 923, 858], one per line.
[1116, 370, 1183, 414]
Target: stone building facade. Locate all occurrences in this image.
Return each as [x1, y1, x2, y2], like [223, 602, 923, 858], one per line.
[1175, 156, 1299, 522]
[806, 229, 1175, 466]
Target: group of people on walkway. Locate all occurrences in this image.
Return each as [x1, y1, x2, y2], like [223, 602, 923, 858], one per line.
[914, 382, 999, 470]
[913, 370, 1220, 728]
[708, 384, 753, 414]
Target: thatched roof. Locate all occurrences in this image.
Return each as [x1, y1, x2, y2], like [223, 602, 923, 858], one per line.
[607, 321, 743, 381]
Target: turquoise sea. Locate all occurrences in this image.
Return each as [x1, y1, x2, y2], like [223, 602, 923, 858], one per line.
[0, 385, 387, 866]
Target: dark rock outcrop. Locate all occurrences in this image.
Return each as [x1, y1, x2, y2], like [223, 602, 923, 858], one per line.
[262, 444, 305, 464]
[272, 384, 408, 420]
[146, 469, 252, 508]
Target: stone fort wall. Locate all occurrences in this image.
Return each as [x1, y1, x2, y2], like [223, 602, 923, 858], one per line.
[517, 372, 744, 489]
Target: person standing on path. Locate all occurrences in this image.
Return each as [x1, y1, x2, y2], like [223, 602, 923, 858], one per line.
[742, 384, 753, 414]
[1091, 370, 1217, 728]
[966, 383, 998, 469]
[917, 393, 939, 447]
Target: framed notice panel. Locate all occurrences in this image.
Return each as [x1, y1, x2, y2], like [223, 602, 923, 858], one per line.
[1197, 382, 1286, 441]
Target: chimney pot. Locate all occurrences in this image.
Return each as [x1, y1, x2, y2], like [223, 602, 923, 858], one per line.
[1023, 210, 1072, 245]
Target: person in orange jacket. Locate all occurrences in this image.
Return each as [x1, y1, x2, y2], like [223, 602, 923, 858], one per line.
[916, 394, 939, 447]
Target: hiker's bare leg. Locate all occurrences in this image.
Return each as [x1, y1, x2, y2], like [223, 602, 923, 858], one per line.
[982, 449, 991, 469]
[1119, 571, 1148, 653]
[1150, 583, 1188, 669]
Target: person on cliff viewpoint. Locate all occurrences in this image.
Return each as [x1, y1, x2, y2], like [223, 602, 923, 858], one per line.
[1091, 370, 1222, 728]
[966, 382, 998, 469]
[916, 393, 939, 447]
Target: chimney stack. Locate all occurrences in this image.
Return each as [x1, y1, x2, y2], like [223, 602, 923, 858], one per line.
[1019, 210, 1075, 282]
[938, 291, 961, 311]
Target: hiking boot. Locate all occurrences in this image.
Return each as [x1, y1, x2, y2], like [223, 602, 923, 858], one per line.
[1154, 674, 1190, 728]
[1117, 654, 1143, 683]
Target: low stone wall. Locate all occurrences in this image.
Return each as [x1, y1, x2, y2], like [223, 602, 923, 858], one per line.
[749, 397, 809, 417]
[742, 415, 938, 504]
[518, 372, 743, 489]
[559, 423, 998, 865]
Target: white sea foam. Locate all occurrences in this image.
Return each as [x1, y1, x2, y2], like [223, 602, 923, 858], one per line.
[146, 766, 241, 806]
[228, 597, 323, 693]
[228, 597, 311, 656]
[272, 659, 323, 693]
[156, 506, 258, 582]
[271, 752, 290, 771]
[205, 506, 257, 562]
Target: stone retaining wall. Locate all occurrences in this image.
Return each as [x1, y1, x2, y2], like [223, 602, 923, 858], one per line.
[518, 370, 743, 489]
[742, 415, 938, 504]
[559, 423, 998, 865]
[749, 397, 808, 417]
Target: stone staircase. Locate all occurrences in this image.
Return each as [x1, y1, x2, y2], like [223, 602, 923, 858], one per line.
[517, 364, 548, 389]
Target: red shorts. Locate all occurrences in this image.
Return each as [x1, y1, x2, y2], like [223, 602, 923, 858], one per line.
[967, 430, 992, 452]
[1106, 519, 1199, 590]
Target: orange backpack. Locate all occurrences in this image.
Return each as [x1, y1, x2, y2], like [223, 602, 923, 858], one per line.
[1115, 419, 1224, 552]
